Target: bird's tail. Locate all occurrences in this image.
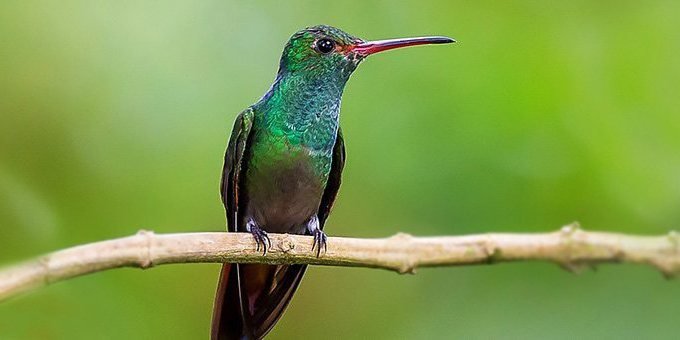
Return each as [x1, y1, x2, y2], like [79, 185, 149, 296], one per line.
[211, 263, 307, 340]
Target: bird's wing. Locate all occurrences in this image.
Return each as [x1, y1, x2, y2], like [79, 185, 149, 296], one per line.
[317, 127, 346, 227]
[213, 108, 255, 340]
[219, 107, 254, 232]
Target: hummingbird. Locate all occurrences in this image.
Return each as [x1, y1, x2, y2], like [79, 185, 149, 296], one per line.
[212, 25, 454, 340]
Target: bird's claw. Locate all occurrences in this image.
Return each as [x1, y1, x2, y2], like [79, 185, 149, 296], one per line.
[247, 221, 271, 255]
[311, 229, 327, 257]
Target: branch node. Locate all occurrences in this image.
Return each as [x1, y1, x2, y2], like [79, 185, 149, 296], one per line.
[389, 232, 414, 242]
[39, 257, 51, 284]
[560, 221, 581, 235]
[388, 233, 417, 273]
[558, 222, 584, 272]
[483, 236, 501, 264]
[668, 230, 679, 250]
[558, 261, 587, 274]
[136, 229, 155, 269]
[277, 234, 297, 254]
[397, 261, 417, 275]
[660, 230, 680, 279]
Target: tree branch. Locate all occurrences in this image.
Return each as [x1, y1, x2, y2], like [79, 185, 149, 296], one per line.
[1, 223, 679, 302]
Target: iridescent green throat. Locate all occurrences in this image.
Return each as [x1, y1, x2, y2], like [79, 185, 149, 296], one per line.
[252, 71, 345, 153]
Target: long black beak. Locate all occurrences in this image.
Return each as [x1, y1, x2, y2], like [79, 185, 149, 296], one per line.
[352, 36, 455, 56]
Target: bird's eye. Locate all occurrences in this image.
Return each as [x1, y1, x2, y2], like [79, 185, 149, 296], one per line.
[315, 39, 335, 54]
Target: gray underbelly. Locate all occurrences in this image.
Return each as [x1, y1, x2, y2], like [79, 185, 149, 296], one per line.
[244, 160, 327, 234]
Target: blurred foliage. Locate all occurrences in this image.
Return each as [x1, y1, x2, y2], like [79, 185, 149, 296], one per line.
[1, 1, 680, 339]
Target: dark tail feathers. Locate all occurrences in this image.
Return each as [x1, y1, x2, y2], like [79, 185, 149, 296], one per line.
[211, 263, 307, 340]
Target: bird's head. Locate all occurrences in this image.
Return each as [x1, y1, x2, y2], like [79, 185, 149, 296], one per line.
[277, 25, 454, 82]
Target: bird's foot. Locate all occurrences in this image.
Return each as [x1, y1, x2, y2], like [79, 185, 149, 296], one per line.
[306, 216, 327, 257]
[312, 229, 327, 257]
[246, 219, 271, 255]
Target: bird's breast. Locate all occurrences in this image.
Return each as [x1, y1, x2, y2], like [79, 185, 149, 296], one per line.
[242, 130, 334, 233]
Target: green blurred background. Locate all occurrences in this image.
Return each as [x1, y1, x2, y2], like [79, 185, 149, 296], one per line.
[1, 1, 679, 339]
